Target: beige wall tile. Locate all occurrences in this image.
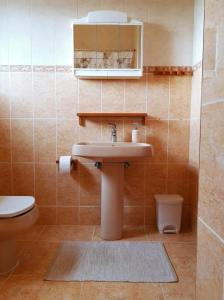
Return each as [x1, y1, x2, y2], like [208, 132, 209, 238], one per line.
[204, 0, 224, 27]
[79, 206, 100, 225]
[35, 163, 56, 206]
[79, 163, 101, 206]
[0, 163, 12, 195]
[145, 205, 156, 225]
[167, 163, 190, 204]
[145, 163, 167, 205]
[78, 79, 101, 112]
[124, 0, 149, 22]
[125, 75, 147, 112]
[124, 163, 145, 206]
[198, 102, 224, 239]
[0, 118, 11, 162]
[10, 72, 33, 118]
[202, 70, 224, 104]
[12, 163, 34, 195]
[11, 119, 34, 162]
[79, 120, 101, 143]
[170, 76, 191, 119]
[33, 73, 56, 118]
[100, 0, 124, 10]
[57, 170, 79, 206]
[56, 73, 78, 119]
[146, 119, 168, 163]
[57, 207, 79, 225]
[57, 119, 78, 156]
[189, 119, 200, 167]
[168, 120, 189, 163]
[124, 206, 144, 225]
[217, 25, 224, 69]
[0, 73, 10, 118]
[147, 75, 169, 120]
[77, 0, 101, 18]
[34, 119, 56, 163]
[203, 28, 217, 71]
[102, 80, 124, 112]
[196, 221, 224, 300]
[190, 66, 202, 120]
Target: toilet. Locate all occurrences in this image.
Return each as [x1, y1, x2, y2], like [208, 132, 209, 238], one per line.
[0, 196, 39, 275]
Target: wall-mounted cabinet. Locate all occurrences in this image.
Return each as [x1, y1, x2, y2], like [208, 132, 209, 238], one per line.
[73, 11, 143, 79]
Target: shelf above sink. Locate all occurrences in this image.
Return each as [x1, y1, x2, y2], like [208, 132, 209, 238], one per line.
[77, 112, 148, 126]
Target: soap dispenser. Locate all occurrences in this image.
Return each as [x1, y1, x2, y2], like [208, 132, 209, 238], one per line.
[131, 123, 139, 143]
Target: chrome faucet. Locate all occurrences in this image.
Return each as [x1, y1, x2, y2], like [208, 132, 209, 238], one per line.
[109, 123, 117, 142]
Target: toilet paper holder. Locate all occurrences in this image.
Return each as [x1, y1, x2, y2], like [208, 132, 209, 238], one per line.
[56, 158, 77, 168]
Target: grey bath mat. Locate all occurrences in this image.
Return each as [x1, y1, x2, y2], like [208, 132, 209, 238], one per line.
[45, 241, 177, 283]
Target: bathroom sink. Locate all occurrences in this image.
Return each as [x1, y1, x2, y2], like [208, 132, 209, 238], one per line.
[72, 142, 152, 161]
[72, 141, 152, 241]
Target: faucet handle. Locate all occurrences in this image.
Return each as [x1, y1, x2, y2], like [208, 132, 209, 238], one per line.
[108, 123, 116, 129]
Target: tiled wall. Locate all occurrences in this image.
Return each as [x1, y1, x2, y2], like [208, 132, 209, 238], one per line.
[189, 64, 202, 231]
[0, 0, 196, 227]
[0, 0, 194, 66]
[196, 0, 224, 298]
[0, 70, 193, 226]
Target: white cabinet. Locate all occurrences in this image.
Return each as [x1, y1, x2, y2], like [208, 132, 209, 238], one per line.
[73, 11, 143, 79]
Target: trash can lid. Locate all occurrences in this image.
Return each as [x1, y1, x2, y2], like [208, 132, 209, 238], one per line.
[154, 194, 184, 204]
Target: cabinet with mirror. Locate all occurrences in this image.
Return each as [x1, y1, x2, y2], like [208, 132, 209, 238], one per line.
[73, 11, 143, 79]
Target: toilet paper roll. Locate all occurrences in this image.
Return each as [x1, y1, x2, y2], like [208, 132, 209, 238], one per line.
[58, 156, 72, 174]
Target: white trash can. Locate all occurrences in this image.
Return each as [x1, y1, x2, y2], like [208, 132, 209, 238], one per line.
[155, 194, 184, 234]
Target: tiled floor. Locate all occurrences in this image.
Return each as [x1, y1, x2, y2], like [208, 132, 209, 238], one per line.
[0, 225, 196, 300]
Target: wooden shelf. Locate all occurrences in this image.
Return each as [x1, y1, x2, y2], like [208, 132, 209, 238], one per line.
[77, 113, 148, 126]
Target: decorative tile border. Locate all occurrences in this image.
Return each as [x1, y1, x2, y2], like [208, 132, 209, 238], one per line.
[0, 65, 194, 76]
[33, 65, 55, 72]
[146, 66, 193, 76]
[56, 65, 73, 73]
[0, 65, 9, 72]
[10, 65, 32, 72]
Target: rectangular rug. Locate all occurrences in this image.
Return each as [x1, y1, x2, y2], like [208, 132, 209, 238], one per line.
[45, 241, 177, 283]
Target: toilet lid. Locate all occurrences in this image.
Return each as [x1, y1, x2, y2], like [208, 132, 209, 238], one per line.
[0, 196, 35, 218]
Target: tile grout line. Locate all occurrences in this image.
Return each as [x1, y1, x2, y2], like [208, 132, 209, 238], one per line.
[31, 0, 35, 201]
[198, 217, 224, 245]
[165, 76, 171, 193]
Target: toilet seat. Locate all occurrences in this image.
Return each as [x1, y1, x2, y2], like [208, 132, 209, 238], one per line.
[0, 196, 35, 218]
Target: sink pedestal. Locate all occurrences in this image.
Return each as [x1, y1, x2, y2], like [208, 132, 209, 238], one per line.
[101, 163, 124, 240]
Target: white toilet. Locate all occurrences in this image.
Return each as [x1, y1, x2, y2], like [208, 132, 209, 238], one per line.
[0, 196, 39, 275]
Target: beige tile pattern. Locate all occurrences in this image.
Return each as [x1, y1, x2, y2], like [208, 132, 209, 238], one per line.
[0, 71, 193, 227]
[0, 2, 197, 228]
[0, 225, 196, 300]
[196, 1, 224, 298]
[196, 221, 224, 300]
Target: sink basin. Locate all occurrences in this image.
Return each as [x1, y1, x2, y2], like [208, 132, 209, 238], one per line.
[72, 141, 152, 241]
[72, 142, 152, 161]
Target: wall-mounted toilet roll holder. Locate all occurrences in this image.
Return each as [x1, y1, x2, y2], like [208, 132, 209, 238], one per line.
[56, 158, 76, 164]
[56, 157, 77, 170]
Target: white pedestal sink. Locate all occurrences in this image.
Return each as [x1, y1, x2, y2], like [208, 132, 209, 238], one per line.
[72, 142, 152, 240]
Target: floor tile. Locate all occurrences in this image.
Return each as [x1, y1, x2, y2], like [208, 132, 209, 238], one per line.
[16, 225, 45, 241]
[147, 226, 196, 243]
[38, 225, 94, 242]
[0, 275, 43, 300]
[36, 281, 82, 300]
[80, 282, 164, 300]
[93, 225, 148, 241]
[0, 225, 196, 300]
